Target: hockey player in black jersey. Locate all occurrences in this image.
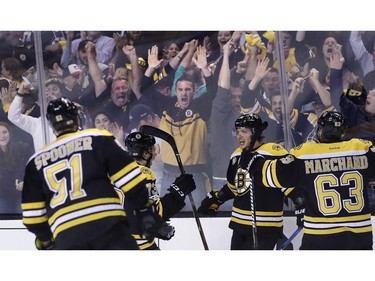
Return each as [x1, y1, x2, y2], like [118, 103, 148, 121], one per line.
[124, 132, 196, 249]
[21, 97, 163, 250]
[198, 113, 304, 250]
[244, 111, 375, 250]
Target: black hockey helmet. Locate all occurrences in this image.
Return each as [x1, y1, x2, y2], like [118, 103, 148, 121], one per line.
[46, 97, 80, 136]
[124, 132, 156, 157]
[235, 113, 268, 136]
[317, 111, 347, 142]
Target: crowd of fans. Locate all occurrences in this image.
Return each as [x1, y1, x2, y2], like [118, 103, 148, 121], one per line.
[1, 30, 375, 215]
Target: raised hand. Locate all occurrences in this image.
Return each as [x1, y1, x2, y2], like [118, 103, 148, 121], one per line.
[147, 45, 163, 69]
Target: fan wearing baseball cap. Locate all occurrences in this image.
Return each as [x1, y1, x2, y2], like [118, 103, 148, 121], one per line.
[61, 64, 83, 102]
[128, 103, 160, 133]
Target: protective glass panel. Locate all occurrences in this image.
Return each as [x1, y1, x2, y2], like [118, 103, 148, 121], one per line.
[1, 31, 374, 219]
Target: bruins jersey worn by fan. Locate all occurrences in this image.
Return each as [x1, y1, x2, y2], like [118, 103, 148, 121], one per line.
[124, 132, 196, 250]
[250, 111, 374, 249]
[21, 97, 160, 250]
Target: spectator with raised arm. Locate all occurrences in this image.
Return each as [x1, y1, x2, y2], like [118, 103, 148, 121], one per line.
[349, 31, 375, 77]
[61, 31, 115, 68]
[209, 39, 250, 211]
[76, 40, 109, 116]
[296, 34, 343, 111]
[140, 44, 218, 211]
[102, 44, 143, 132]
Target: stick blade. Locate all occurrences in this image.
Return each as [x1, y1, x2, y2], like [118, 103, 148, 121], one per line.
[139, 125, 177, 151]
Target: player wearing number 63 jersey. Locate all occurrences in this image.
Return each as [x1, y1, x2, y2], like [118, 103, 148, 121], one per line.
[248, 111, 374, 249]
[21, 97, 162, 250]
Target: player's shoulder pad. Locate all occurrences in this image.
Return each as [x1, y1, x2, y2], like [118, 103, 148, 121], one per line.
[230, 148, 242, 166]
[231, 147, 242, 158]
[81, 128, 114, 137]
[349, 138, 373, 151]
[257, 143, 288, 156]
[140, 165, 155, 177]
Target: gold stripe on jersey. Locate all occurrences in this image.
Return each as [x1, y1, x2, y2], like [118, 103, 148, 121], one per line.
[262, 159, 283, 188]
[49, 197, 121, 224]
[304, 226, 372, 235]
[114, 188, 125, 207]
[132, 234, 156, 250]
[289, 109, 299, 128]
[22, 201, 48, 224]
[230, 206, 283, 227]
[110, 163, 147, 193]
[22, 215, 48, 225]
[264, 108, 300, 130]
[226, 182, 238, 194]
[304, 213, 372, 235]
[111, 162, 140, 182]
[283, 187, 294, 196]
[22, 201, 46, 209]
[240, 100, 261, 115]
[52, 209, 125, 238]
[305, 213, 371, 222]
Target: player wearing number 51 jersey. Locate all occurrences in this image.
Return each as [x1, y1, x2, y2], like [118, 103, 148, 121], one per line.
[21, 97, 161, 250]
[249, 111, 374, 249]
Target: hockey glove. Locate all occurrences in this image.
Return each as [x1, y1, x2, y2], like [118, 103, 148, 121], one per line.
[294, 198, 305, 228]
[239, 150, 265, 173]
[168, 174, 196, 203]
[135, 203, 163, 239]
[35, 238, 55, 250]
[155, 221, 175, 241]
[198, 190, 224, 216]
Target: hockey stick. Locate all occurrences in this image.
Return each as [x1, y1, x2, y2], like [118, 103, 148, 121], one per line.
[139, 125, 210, 250]
[238, 121, 267, 250]
[246, 135, 259, 250]
[276, 227, 303, 250]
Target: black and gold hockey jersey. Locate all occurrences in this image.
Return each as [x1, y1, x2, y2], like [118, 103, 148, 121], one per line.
[21, 128, 149, 249]
[225, 143, 298, 236]
[128, 165, 185, 250]
[259, 138, 374, 249]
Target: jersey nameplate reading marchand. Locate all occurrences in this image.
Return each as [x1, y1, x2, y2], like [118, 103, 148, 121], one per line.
[304, 155, 368, 174]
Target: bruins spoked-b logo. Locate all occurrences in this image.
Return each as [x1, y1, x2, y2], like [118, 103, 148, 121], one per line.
[185, 109, 193, 118]
[235, 167, 252, 195]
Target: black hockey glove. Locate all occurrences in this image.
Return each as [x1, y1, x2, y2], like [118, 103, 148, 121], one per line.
[35, 238, 55, 250]
[294, 197, 305, 228]
[155, 221, 175, 241]
[168, 174, 196, 202]
[198, 190, 224, 216]
[135, 203, 163, 239]
[239, 149, 264, 173]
